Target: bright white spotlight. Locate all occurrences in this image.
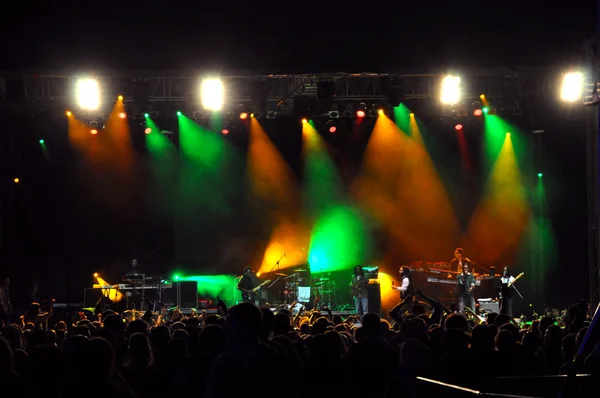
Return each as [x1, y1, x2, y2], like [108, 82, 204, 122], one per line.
[76, 78, 101, 110]
[201, 78, 224, 111]
[440, 75, 461, 105]
[560, 72, 584, 102]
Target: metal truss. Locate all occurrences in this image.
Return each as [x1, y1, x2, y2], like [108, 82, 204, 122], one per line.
[0, 68, 561, 117]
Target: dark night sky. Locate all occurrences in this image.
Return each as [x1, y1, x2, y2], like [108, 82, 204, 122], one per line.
[1, 1, 596, 71]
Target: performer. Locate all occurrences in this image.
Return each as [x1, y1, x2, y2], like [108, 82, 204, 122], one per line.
[500, 266, 515, 316]
[350, 266, 369, 318]
[237, 267, 261, 303]
[457, 263, 476, 313]
[450, 248, 476, 273]
[0, 277, 12, 325]
[392, 266, 414, 299]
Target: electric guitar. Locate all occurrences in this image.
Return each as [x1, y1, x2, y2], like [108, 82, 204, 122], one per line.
[351, 271, 376, 297]
[239, 280, 271, 300]
[499, 272, 524, 299]
[507, 272, 524, 288]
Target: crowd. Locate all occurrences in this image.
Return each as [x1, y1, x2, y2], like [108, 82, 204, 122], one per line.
[0, 292, 598, 398]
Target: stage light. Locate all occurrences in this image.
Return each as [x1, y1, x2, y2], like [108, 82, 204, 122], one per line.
[177, 111, 182, 116]
[240, 112, 248, 120]
[144, 128, 152, 134]
[221, 129, 230, 135]
[118, 112, 127, 119]
[13, 178, 19, 183]
[144, 113, 149, 118]
[560, 72, 584, 102]
[201, 78, 224, 111]
[329, 126, 337, 133]
[409, 113, 414, 117]
[440, 75, 461, 104]
[482, 107, 489, 114]
[66, 111, 72, 117]
[266, 111, 277, 119]
[301, 118, 308, 123]
[39, 139, 44, 144]
[93, 273, 99, 278]
[472, 101, 483, 116]
[506, 132, 511, 136]
[538, 173, 543, 178]
[356, 102, 367, 118]
[76, 78, 100, 110]
[118, 95, 123, 101]
[90, 129, 98, 135]
[378, 109, 384, 115]
[454, 124, 463, 131]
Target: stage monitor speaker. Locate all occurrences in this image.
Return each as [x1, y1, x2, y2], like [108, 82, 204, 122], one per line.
[478, 299, 500, 314]
[367, 283, 381, 317]
[177, 281, 198, 309]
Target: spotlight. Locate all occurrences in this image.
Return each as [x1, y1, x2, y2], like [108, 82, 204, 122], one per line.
[328, 111, 340, 119]
[368, 109, 379, 118]
[409, 112, 414, 117]
[89, 120, 99, 129]
[472, 101, 482, 116]
[301, 118, 308, 124]
[93, 273, 99, 278]
[118, 95, 123, 101]
[537, 173, 543, 178]
[329, 126, 337, 133]
[144, 128, 152, 134]
[118, 112, 127, 119]
[144, 113, 149, 118]
[13, 178, 19, 183]
[177, 111, 182, 116]
[221, 129, 230, 135]
[441, 75, 461, 105]
[66, 111, 72, 117]
[506, 132, 511, 136]
[90, 129, 98, 135]
[356, 102, 367, 118]
[76, 78, 101, 110]
[201, 78, 224, 111]
[240, 112, 248, 120]
[266, 111, 277, 119]
[39, 139, 44, 144]
[480, 94, 485, 99]
[454, 124, 463, 131]
[253, 111, 263, 119]
[560, 72, 584, 102]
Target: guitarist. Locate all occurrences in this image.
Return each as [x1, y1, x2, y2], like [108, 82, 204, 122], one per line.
[457, 263, 476, 313]
[500, 266, 516, 316]
[350, 266, 369, 318]
[237, 267, 261, 303]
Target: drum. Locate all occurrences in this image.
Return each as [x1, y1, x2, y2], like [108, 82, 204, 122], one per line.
[297, 286, 311, 303]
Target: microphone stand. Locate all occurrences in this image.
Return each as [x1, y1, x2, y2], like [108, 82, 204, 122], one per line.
[511, 283, 524, 299]
[268, 253, 286, 299]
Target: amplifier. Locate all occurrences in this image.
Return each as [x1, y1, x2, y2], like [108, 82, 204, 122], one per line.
[478, 299, 500, 314]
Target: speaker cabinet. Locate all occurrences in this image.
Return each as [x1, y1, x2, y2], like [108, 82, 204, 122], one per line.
[177, 281, 198, 309]
[367, 283, 381, 317]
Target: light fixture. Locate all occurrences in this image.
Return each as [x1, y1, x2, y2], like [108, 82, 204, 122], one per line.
[441, 75, 461, 105]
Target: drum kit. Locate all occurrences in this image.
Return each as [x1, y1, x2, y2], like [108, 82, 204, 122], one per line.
[270, 267, 336, 308]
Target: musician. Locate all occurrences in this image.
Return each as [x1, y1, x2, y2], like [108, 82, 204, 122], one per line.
[450, 248, 475, 273]
[350, 266, 369, 317]
[392, 266, 414, 299]
[0, 277, 12, 325]
[237, 267, 260, 303]
[500, 266, 515, 316]
[457, 263, 476, 313]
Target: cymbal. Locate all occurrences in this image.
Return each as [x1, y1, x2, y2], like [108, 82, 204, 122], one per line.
[295, 268, 308, 272]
